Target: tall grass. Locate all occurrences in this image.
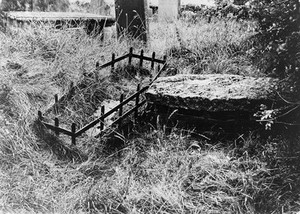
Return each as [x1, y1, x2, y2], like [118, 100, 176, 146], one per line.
[0, 18, 299, 214]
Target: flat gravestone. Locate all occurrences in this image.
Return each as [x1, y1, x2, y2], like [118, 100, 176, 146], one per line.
[145, 74, 285, 134]
[114, 0, 148, 42]
[89, 0, 111, 16]
[158, 0, 181, 22]
[146, 74, 279, 112]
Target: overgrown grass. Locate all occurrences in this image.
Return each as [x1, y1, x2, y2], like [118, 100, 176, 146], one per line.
[0, 18, 299, 214]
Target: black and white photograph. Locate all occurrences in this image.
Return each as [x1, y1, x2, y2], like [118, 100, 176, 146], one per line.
[0, 0, 300, 213]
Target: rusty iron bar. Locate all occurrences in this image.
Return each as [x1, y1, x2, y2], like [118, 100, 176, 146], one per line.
[54, 94, 59, 115]
[149, 63, 167, 86]
[54, 118, 59, 136]
[71, 123, 76, 145]
[38, 111, 43, 121]
[41, 121, 73, 136]
[100, 105, 105, 131]
[128, 47, 133, 65]
[75, 85, 149, 137]
[119, 94, 124, 127]
[112, 100, 147, 126]
[163, 55, 167, 62]
[96, 53, 129, 70]
[151, 52, 156, 70]
[139, 49, 144, 67]
[111, 53, 115, 73]
[135, 84, 140, 122]
[131, 53, 166, 64]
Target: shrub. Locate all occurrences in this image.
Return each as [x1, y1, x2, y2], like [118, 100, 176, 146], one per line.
[250, 0, 300, 99]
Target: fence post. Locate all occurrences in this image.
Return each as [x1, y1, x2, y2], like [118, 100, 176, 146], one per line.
[67, 81, 74, 100]
[100, 105, 105, 131]
[54, 118, 59, 136]
[139, 49, 144, 67]
[38, 111, 43, 121]
[95, 62, 100, 81]
[151, 52, 156, 70]
[163, 55, 167, 63]
[71, 123, 76, 145]
[119, 94, 124, 127]
[54, 94, 58, 115]
[128, 47, 133, 65]
[135, 84, 140, 123]
[111, 53, 115, 73]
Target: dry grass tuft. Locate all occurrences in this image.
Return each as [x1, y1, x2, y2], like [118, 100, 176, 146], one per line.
[0, 18, 299, 214]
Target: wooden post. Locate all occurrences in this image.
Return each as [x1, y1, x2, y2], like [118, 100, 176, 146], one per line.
[111, 53, 115, 73]
[135, 84, 140, 122]
[119, 94, 124, 127]
[54, 118, 59, 136]
[128, 47, 133, 65]
[100, 106, 105, 131]
[151, 52, 156, 70]
[71, 123, 76, 145]
[54, 94, 58, 115]
[139, 49, 144, 67]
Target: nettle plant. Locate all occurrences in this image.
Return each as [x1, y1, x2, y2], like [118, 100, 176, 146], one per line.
[250, 0, 300, 128]
[251, 0, 300, 91]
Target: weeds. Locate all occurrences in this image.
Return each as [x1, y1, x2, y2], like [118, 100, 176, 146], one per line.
[0, 18, 299, 214]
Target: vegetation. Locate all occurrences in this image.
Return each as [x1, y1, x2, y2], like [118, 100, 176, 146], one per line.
[0, 5, 299, 214]
[249, 0, 300, 99]
[0, 0, 70, 12]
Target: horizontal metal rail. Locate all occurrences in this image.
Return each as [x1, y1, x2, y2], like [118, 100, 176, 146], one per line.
[97, 53, 130, 69]
[111, 100, 147, 126]
[131, 53, 166, 64]
[75, 85, 149, 137]
[149, 63, 167, 85]
[41, 121, 73, 136]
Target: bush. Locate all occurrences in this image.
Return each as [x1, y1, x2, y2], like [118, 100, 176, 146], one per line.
[250, 0, 300, 99]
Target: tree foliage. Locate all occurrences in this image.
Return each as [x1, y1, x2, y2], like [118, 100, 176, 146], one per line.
[35, 0, 70, 12]
[0, 0, 30, 11]
[0, 0, 70, 12]
[250, 0, 300, 97]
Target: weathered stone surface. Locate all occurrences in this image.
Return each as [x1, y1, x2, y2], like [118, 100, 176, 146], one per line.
[146, 74, 279, 112]
[89, 0, 112, 16]
[158, 0, 181, 22]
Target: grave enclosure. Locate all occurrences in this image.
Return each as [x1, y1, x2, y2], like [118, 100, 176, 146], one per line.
[38, 48, 167, 145]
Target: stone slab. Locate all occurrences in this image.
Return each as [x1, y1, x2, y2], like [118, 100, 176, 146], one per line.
[146, 74, 280, 112]
[158, 0, 181, 22]
[4, 11, 114, 21]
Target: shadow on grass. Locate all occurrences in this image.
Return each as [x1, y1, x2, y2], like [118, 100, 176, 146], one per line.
[32, 120, 87, 162]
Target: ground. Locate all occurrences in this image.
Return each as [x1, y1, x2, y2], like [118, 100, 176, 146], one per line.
[0, 17, 299, 214]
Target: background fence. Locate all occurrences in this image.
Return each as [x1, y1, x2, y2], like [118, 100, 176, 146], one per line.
[38, 47, 167, 145]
